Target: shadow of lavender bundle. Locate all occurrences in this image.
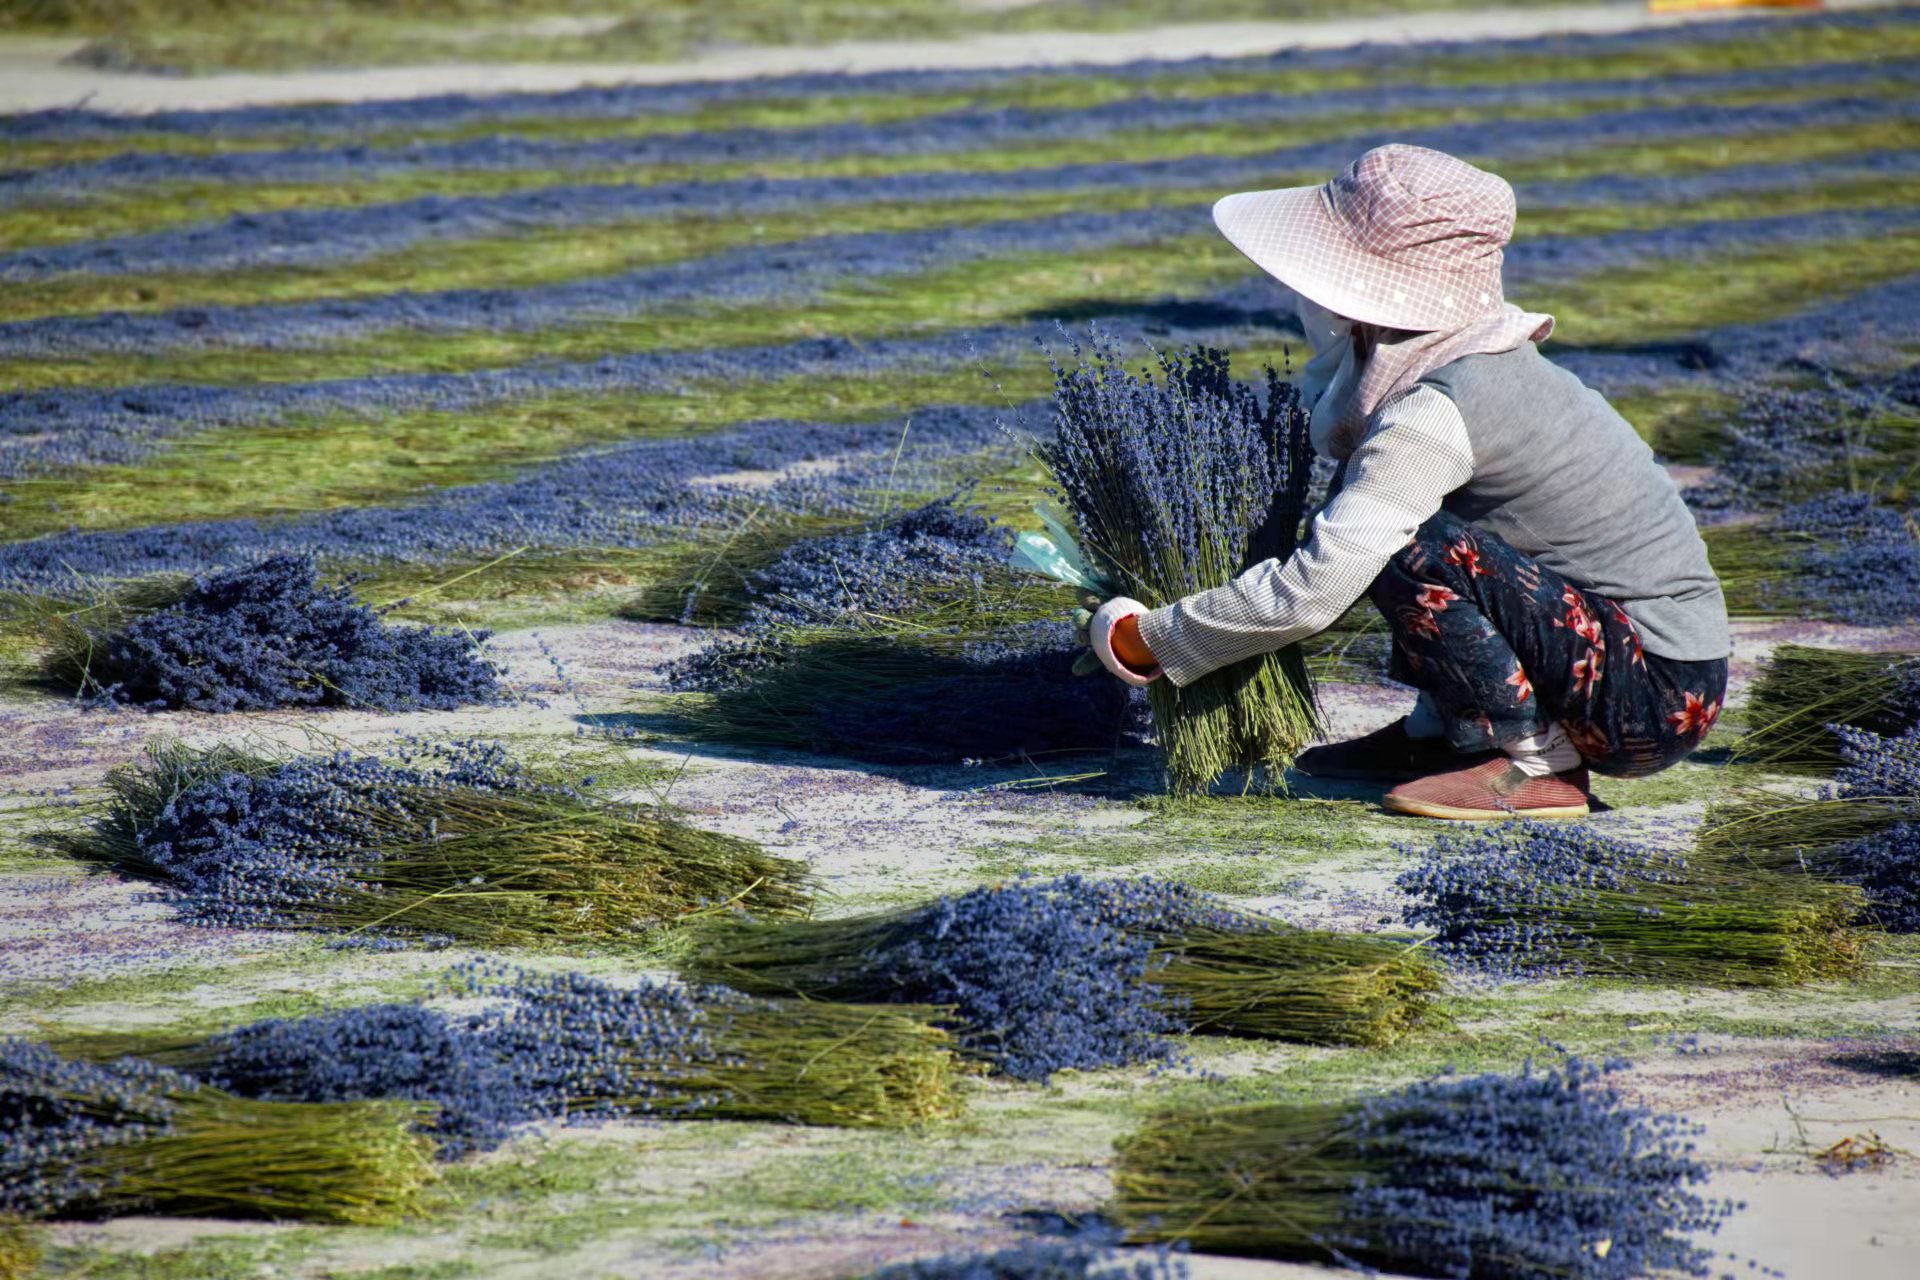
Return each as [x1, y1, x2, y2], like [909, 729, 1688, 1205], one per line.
[667, 625, 1142, 766]
[681, 875, 1443, 1080]
[1034, 339, 1318, 793]
[0, 1038, 436, 1225]
[1110, 1057, 1740, 1278]
[1703, 723, 1920, 931]
[1399, 820, 1863, 985]
[54, 738, 810, 945]
[39, 554, 503, 712]
[1731, 644, 1920, 771]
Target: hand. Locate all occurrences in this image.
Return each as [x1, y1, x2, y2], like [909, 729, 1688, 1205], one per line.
[1070, 595, 1161, 686]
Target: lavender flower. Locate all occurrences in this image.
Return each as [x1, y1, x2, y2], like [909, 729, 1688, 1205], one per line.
[195, 1005, 528, 1160]
[0, 1039, 184, 1218]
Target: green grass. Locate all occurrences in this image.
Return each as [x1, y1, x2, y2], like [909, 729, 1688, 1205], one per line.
[6, 71, 1908, 257]
[7, 15, 1914, 175]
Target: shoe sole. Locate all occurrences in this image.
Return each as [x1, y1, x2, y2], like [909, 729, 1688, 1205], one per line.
[1383, 795, 1591, 821]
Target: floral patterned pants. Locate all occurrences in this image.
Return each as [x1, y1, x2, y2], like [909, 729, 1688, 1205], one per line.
[1367, 510, 1728, 778]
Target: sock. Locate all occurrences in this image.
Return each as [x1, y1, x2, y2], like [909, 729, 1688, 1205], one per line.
[1501, 726, 1582, 778]
[1405, 693, 1447, 740]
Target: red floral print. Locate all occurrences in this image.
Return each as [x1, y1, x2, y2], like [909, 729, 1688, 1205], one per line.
[1571, 653, 1603, 697]
[1666, 691, 1722, 737]
[1444, 540, 1493, 578]
[1608, 602, 1646, 667]
[1505, 667, 1533, 702]
[1416, 584, 1458, 612]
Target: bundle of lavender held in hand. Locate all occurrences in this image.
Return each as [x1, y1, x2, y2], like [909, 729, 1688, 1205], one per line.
[1034, 339, 1318, 793]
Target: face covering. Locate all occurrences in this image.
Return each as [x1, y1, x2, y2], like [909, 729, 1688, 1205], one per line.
[1294, 294, 1356, 460]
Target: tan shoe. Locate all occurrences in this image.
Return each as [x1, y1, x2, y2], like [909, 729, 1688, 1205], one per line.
[1383, 755, 1591, 821]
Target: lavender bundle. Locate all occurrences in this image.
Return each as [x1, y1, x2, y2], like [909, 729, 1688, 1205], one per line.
[1732, 644, 1920, 771]
[1111, 1057, 1739, 1277]
[42, 555, 501, 712]
[63, 975, 968, 1137]
[1398, 821, 1862, 985]
[682, 875, 1442, 1079]
[1703, 724, 1920, 931]
[59, 739, 810, 944]
[0, 1038, 436, 1225]
[1034, 340, 1318, 793]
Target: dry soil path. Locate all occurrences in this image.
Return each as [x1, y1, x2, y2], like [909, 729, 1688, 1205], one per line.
[0, 0, 1898, 116]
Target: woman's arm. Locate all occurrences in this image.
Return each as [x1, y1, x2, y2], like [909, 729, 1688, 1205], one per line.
[1136, 385, 1474, 687]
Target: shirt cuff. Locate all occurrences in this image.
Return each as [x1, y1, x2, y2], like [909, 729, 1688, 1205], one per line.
[1136, 602, 1214, 689]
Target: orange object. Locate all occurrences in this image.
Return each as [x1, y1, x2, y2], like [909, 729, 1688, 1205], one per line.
[1647, 0, 1820, 12]
[1112, 613, 1157, 673]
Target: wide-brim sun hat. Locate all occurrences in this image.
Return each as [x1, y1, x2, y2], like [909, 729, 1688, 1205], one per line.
[1212, 144, 1517, 332]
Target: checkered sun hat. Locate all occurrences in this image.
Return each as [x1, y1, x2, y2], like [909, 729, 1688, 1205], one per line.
[1212, 144, 1516, 331]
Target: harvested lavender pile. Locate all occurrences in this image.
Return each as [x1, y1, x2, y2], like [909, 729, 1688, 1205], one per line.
[1398, 820, 1862, 985]
[1733, 644, 1920, 770]
[74, 1005, 529, 1161]
[1704, 724, 1920, 931]
[1769, 492, 1920, 625]
[1033, 340, 1318, 792]
[66, 971, 967, 1137]
[0, 1037, 436, 1224]
[57, 739, 809, 944]
[1111, 1056, 1739, 1278]
[41, 554, 501, 712]
[684, 875, 1442, 1078]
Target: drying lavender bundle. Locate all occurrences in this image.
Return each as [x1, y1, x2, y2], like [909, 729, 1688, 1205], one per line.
[58, 739, 810, 944]
[470, 968, 967, 1128]
[1703, 724, 1920, 931]
[0, 1218, 33, 1280]
[683, 875, 1442, 1079]
[63, 1005, 531, 1161]
[0, 1038, 436, 1224]
[1398, 820, 1862, 985]
[42, 554, 502, 711]
[1111, 1057, 1740, 1278]
[668, 625, 1143, 766]
[1033, 339, 1318, 792]
[1733, 644, 1920, 771]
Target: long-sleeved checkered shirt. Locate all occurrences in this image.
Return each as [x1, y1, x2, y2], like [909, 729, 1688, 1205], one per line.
[1137, 384, 1473, 687]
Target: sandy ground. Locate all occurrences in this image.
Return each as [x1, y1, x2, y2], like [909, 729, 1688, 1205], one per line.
[0, 0, 1897, 116]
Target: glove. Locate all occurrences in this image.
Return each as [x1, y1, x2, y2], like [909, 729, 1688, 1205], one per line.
[1070, 594, 1161, 687]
